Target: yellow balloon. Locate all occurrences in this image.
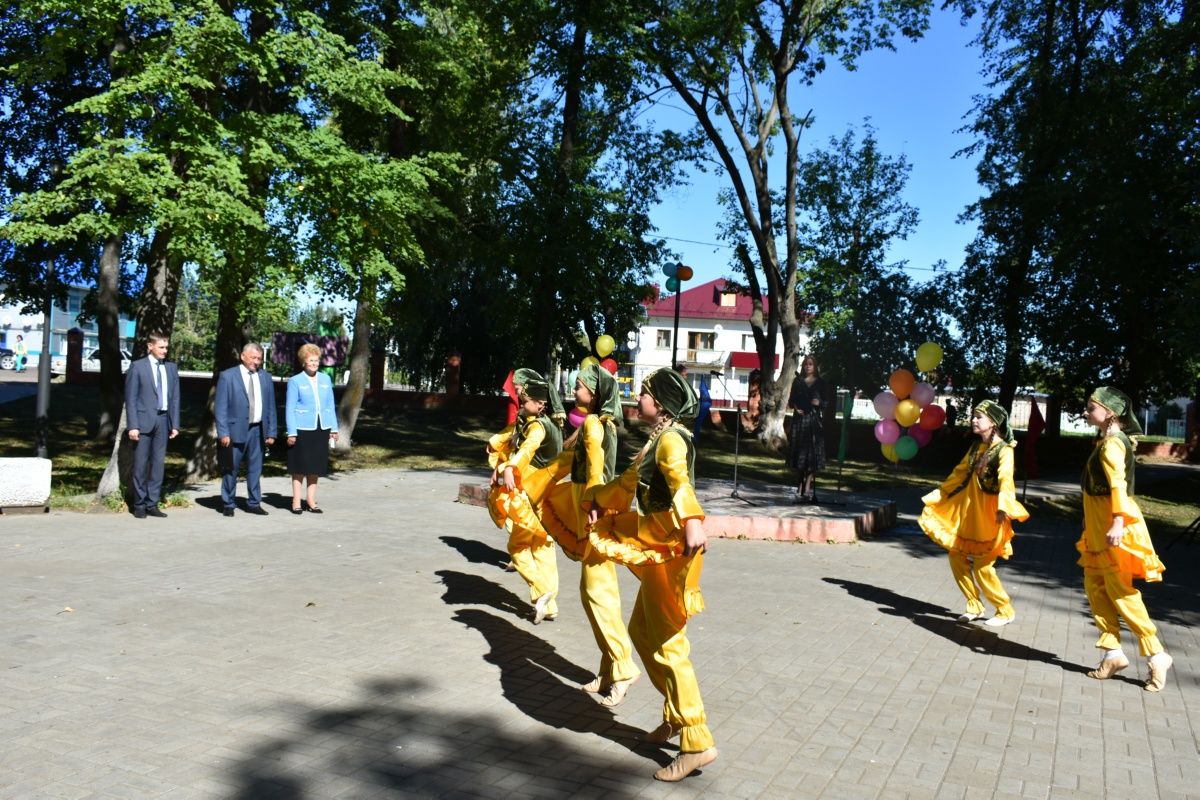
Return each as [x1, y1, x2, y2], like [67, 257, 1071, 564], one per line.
[595, 334, 615, 357]
[915, 341, 943, 373]
[580, 356, 599, 370]
[895, 399, 921, 427]
[881, 443, 899, 463]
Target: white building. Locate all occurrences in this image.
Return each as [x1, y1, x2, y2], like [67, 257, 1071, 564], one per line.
[627, 278, 807, 406]
[0, 285, 137, 367]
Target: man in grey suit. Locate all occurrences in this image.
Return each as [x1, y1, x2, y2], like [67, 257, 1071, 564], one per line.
[215, 343, 277, 516]
[125, 332, 181, 519]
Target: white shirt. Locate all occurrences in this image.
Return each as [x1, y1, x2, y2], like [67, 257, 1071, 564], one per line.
[239, 364, 262, 425]
[307, 372, 321, 420]
[152, 358, 168, 411]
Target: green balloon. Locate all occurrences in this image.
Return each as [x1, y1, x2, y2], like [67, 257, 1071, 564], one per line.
[895, 435, 918, 460]
[665, 276, 680, 292]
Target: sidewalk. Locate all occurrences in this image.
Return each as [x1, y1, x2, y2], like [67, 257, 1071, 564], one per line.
[2, 467, 1197, 799]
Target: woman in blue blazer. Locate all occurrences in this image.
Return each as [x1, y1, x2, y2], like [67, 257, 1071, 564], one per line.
[285, 343, 339, 514]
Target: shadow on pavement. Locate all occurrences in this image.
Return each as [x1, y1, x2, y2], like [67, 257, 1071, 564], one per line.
[229, 677, 647, 799]
[436, 569, 533, 623]
[439, 535, 510, 570]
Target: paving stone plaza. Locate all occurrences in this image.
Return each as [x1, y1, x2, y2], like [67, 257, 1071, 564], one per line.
[2, 467, 1198, 799]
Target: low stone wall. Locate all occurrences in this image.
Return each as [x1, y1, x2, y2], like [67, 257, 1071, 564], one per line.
[0, 457, 51, 514]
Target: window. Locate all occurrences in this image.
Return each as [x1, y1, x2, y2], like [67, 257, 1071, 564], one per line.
[688, 332, 715, 351]
[742, 334, 755, 350]
[719, 292, 737, 307]
[656, 330, 671, 348]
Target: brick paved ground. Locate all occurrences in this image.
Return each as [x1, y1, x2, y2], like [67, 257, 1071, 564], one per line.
[1, 467, 1197, 799]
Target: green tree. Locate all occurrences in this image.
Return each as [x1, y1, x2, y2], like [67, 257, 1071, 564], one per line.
[643, 0, 933, 447]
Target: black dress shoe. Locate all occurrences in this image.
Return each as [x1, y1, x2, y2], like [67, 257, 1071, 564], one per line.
[133, 508, 147, 519]
[291, 505, 303, 515]
[305, 505, 323, 514]
[246, 505, 269, 516]
[223, 507, 235, 517]
[146, 507, 167, 518]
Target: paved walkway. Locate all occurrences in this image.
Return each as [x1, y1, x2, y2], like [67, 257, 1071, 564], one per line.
[2, 468, 1198, 799]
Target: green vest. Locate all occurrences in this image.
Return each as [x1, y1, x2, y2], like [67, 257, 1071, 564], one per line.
[571, 417, 617, 484]
[949, 442, 1003, 497]
[636, 426, 695, 514]
[1082, 431, 1136, 496]
[513, 414, 563, 469]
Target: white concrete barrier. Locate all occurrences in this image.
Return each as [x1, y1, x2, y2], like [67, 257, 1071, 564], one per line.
[0, 457, 51, 513]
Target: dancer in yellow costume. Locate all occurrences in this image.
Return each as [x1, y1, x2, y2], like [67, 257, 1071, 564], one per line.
[536, 364, 640, 706]
[919, 400, 1028, 627]
[588, 368, 717, 783]
[486, 369, 564, 624]
[1078, 386, 1172, 690]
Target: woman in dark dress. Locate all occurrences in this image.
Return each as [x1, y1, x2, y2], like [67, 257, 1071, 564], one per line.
[787, 355, 827, 503]
[285, 343, 339, 514]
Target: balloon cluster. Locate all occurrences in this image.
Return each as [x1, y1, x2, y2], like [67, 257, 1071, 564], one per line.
[579, 333, 619, 376]
[662, 262, 694, 293]
[873, 342, 945, 463]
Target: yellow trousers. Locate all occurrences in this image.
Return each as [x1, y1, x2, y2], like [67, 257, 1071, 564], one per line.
[1083, 568, 1163, 657]
[508, 529, 558, 618]
[948, 552, 1013, 618]
[628, 558, 714, 754]
[580, 555, 639, 682]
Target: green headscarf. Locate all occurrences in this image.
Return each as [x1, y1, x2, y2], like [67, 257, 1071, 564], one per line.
[1090, 386, 1143, 435]
[973, 399, 1015, 445]
[514, 367, 565, 424]
[578, 364, 622, 419]
[643, 367, 699, 424]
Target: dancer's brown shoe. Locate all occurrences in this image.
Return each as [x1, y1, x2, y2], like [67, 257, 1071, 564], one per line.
[653, 747, 717, 782]
[1087, 653, 1129, 680]
[1144, 653, 1173, 692]
[599, 673, 640, 707]
[642, 722, 680, 743]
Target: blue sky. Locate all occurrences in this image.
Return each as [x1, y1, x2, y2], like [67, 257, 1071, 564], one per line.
[646, 6, 988, 288]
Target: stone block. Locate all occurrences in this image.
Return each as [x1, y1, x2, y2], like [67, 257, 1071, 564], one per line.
[0, 457, 51, 512]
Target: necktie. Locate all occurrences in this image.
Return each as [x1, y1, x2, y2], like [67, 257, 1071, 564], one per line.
[156, 361, 166, 411]
[247, 371, 257, 423]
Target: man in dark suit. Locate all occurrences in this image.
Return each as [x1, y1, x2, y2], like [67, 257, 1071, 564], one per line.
[215, 343, 277, 516]
[125, 332, 181, 519]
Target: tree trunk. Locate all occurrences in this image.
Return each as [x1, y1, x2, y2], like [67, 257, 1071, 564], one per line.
[335, 275, 376, 451]
[95, 231, 124, 440]
[185, 282, 253, 480]
[95, 405, 134, 502]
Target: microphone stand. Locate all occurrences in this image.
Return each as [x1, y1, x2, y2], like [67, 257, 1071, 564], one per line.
[709, 371, 756, 506]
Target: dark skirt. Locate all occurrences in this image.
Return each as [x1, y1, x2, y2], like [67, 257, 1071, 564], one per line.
[287, 427, 330, 476]
[786, 411, 825, 472]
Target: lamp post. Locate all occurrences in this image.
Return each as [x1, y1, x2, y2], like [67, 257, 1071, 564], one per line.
[35, 259, 54, 458]
[665, 263, 694, 369]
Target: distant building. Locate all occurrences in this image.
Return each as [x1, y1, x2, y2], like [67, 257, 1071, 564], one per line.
[628, 279, 808, 405]
[0, 285, 137, 367]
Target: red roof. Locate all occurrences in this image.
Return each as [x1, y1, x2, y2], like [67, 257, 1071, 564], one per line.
[644, 279, 768, 321]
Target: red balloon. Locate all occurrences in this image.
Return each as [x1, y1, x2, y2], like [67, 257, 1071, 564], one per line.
[909, 425, 933, 447]
[918, 403, 947, 430]
[600, 357, 618, 374]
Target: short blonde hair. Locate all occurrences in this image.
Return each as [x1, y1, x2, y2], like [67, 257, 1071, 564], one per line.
[297, 343, 321, 363]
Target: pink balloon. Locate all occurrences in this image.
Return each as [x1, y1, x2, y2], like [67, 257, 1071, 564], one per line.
[873, 391, 899, 420]
[909, 425, 933, 447]
[873, 419, 901, 445]
[911, 381, 935, 408]
[918, 404, 946, 430]
[568, 408, 587, 428]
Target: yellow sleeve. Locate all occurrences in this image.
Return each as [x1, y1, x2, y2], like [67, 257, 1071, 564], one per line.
[922, 448, 973, 505]
[657, 430, 704, 523]
[502, 420, 545, 473]
[1101, 437, 1141, 524]
[590, 463, 639, 511]
[582, 415, 607, 492]
[487, 425, 515, 470]
[995, 444, 1030, 521]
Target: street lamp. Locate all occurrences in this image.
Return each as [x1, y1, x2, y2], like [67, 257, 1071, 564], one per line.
[665, 262, 694, 369]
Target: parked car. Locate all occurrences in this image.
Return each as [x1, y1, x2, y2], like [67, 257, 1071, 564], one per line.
[0, 348, 14, 370]
[49, 348, 134, 374]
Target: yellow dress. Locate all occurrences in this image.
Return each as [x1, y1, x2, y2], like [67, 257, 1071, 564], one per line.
[486, 418, 560, 616]
[919, 441, 1028, 619]
[534, 414, 639, 684]
[1075, 435, 1165, 657]
[920, 442, 1028, 559]
[590, 427, 714, 754]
